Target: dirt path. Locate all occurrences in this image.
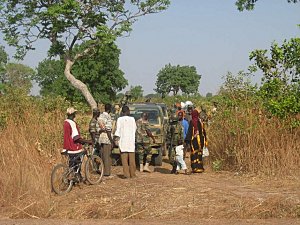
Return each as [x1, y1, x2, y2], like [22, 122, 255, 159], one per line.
[1, 161, 299, 224]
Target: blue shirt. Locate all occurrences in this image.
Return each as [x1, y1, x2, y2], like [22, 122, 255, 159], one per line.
[181, 119, 189, 140]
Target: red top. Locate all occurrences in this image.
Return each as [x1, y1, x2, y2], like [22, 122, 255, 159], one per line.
[63, 119, 82, 153]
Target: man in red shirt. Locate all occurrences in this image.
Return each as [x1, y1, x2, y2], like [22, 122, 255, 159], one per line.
[63, 107, 92, 181]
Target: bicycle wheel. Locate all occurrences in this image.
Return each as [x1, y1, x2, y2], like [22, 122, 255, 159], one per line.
[51, 164, 74, 195]
[85, 155, 104, 185]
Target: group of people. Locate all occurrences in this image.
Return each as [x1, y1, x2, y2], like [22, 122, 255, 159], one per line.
[168, 102, 208, 175]
[62, 101, 208, 181]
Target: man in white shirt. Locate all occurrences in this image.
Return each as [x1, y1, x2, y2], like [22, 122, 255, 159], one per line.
[114, 105, 137, 178]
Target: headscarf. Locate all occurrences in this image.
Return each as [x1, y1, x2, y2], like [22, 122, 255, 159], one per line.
[191, 109, 199, 134]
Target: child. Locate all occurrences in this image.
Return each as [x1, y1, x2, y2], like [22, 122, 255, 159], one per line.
[175, 145, 190, 175]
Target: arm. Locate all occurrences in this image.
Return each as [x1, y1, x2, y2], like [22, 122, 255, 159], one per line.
[89, 119, 98, 145]
[145, 122, 155, 143]
[106, 130, 114, 146]
[114, 118, 121, 146]
[184, 121, 192, 142]
[74, 136, 93, 145]
[106, 115, 114, 146]
[146, 128, 156, 143]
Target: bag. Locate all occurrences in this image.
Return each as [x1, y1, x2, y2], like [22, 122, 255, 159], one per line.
[203, 146, 209, 157]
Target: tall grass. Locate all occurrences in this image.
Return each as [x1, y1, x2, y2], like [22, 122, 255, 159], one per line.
[0, 89, 299, 218]
[0, 89, 66, 217]
[209, 105, 300, 177]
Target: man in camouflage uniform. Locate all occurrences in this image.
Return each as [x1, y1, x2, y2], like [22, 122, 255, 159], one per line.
[168, 112, 184, 174]
[136, 112, 155, 172]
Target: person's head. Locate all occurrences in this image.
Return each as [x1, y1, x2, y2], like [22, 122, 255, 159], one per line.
[191, 109, 199, 121]
[66, 107, 77, 120]
[105, 103, 112, 113]
[175, 102, 181, 110]
[121, 105, 130, 116]
[92, 108, 100, 118]
[177, 111, 183, 121]
[141, 112, 148, 121]
[187, 105, 193, 113]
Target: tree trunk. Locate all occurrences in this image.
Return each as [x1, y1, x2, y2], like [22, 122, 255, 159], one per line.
[64, 58, 97, 109]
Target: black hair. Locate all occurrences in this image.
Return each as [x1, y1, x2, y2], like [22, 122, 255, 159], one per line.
[105, 103, 112, 112]
[92, 108, 100, 116]
[122, 105, 129, 114]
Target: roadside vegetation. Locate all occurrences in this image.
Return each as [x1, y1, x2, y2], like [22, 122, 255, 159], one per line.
[0, 0, 299, 220]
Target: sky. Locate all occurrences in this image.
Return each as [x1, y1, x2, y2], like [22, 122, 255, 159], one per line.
[1, 0, 300, 96]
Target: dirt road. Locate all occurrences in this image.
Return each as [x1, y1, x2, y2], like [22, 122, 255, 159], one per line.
[1, 161, 299, 224]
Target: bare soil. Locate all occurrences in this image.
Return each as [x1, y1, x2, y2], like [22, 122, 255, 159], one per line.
[1, 159, 299, 225]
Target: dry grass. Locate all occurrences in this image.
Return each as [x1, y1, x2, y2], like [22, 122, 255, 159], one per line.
[209, 107, 300, 177]
[0, 93, 299, 220]
[0, 95, 65, 218]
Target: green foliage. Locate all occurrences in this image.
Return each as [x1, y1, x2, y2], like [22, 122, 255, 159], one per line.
[34, 42, 127, 104]
[130, 85, 144, 100]
[0, 0, 170, 108]
[0, 45, 35, 93]
[250, 38, 300, 118]
[145, 93, 161, 99]
[212, 159, 223, 172]
[2, 63, 35, 93]
[0, 0, 170, 60]
[0, 45, 8, 78]
[235, 0, 299, 11]
[206, 92, 213, 98]
[218, 71, 258, 108]
[155, 64, 201, 97]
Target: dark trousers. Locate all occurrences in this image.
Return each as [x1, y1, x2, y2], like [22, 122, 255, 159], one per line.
[120, 152, 136, 178]
[68, 153, 82, 174]
[100, 143, 112, 176]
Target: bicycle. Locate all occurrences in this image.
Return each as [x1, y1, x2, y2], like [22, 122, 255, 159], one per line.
[51, 144, 104, 195]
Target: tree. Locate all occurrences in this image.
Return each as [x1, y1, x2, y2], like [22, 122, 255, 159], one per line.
[155, 64, 201, 96]
[0, 46, 8, 92]
[206, 92, 213, 98]
[34, 41, 127, 104]
[3, 63, 35, 92]
[0, 0, 170, 109]
[235, 0, 299, 11]
[0, 46, 8, 79]
[249, 38, 300, 118]
[0, 47, 34, 92]
[130, 85, 144, 100]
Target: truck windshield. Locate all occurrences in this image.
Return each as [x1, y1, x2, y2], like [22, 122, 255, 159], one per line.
[130, 109, 160, 124]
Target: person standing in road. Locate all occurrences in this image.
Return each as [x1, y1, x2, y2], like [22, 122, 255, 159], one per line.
[89, 108, 101, 155]
[185, 109, 205, 173]
[114, 105, 137, 178]
[185, 104, 194, 123]
[136, 112, 156, 173]
[98, 103, 114, 178]
[178, 111, 189, 140]
[168, 112, 186, 174]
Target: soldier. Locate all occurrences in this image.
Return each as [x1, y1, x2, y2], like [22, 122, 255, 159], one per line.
[136, 112, 155, 172]
[168, 112, 185, 174]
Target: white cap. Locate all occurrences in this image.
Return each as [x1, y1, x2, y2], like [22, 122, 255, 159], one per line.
[66, 107, 77, 115]
[185, 101, 193, 106]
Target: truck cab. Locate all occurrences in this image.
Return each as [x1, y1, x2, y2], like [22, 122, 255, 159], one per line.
[112, 102, 166, 166]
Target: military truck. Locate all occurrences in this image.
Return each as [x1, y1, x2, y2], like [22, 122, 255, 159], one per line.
[112, 102, 166, 166]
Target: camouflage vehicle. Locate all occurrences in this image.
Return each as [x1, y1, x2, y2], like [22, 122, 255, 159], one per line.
[112, 102, 166, 166]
